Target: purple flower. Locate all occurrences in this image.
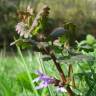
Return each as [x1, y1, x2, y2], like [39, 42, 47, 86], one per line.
[56, 87, 67, 92]
[33, 71, 55, 89]
[33, 71, 67, 92]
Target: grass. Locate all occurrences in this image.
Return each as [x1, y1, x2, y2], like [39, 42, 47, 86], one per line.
[0, 48, 96, 96]
[1, 0, 96, 95]
[0, 49, 56, 96]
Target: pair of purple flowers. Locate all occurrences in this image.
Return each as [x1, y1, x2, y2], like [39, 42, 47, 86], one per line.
[33, 71, 67, 92]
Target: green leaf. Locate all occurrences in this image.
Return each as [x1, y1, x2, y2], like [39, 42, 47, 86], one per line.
[51, 45, 63, 53]
[10, 39, 24, 46]
[86, 34, 96, 45]
[50, 27, 66, 39]
[71, 87, 82, 96]
[77, 40, 87, 47]
[10, 39, 32, 49]
[42, 55, 51, 61]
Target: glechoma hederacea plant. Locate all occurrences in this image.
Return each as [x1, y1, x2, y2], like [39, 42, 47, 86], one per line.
[11, 5, 80, 96]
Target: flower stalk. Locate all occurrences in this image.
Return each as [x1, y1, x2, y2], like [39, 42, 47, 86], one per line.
[42, 47, 75, 96]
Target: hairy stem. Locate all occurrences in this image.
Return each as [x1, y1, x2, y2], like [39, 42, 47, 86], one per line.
[49, 52, 66, 83]
[50, 52, 75, 96]
[43, 47, 75, 96]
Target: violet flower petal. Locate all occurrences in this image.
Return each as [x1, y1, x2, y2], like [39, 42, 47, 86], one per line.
[56, 87, 67, 92]
[32, 77, 40, 83]
[35, 81, 48, 89]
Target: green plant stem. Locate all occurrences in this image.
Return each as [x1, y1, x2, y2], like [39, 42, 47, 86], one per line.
[17, 46, 39, 96]
[36, 53, 55, 96]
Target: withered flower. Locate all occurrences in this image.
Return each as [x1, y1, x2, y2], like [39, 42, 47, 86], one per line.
[15, 22, 30, 38]
[28, 5, 50, 34]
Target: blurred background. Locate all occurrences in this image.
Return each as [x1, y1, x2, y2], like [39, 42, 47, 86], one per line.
[1, 1, 96, 96]
[0, 0, 96, 51]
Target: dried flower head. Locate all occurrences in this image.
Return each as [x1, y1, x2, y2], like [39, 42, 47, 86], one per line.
[15, 22, 30, 38]
[27, 5, 34, 15]
[28, 5, 50, 34]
